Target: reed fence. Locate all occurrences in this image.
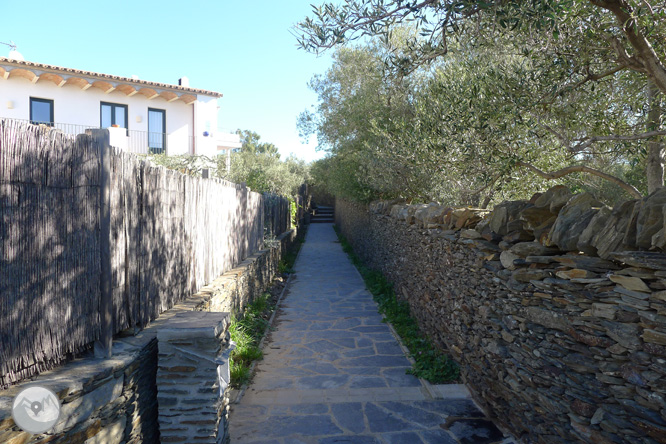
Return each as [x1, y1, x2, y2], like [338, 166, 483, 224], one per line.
[0, 119, 291, 388]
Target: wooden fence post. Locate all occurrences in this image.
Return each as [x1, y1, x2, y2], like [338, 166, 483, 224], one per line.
[89, 129, 113, 358]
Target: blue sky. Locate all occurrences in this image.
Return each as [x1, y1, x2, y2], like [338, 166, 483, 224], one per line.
[0, 1, 333, 162]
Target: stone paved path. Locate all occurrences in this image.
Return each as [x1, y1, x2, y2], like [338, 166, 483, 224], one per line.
[229, 223, 514, 444]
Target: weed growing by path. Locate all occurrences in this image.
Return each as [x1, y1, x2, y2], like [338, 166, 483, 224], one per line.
[335, 226, 459, 383]
[229, 231, 307, 388]
[229, 293, 273, 388]
[278, 237, 304, 274]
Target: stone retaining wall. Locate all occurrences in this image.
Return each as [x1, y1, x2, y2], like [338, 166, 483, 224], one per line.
[336, 197, 666, 444]
[156, 312, 232, 444]
[0, 228, 300, 444]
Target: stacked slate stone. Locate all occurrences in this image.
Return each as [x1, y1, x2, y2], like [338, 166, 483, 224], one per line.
[0, 338, 159, 444]
[341, 187, 666, 444]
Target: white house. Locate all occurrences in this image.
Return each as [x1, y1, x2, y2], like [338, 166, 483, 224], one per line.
[0, 54, 241, 157]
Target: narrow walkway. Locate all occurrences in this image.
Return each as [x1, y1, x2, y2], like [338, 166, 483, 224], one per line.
[229, 224, 513, 444]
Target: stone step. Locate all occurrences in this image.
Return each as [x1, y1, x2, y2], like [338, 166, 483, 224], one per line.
[311, 206, 335, 224]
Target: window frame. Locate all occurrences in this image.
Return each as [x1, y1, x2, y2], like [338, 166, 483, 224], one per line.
[29, 97, 54, 126]
[147, 108, 166, 154]
[100, 102, 129, 129]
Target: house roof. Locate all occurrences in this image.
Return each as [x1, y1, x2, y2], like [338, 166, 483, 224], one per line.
[0, 57, 223, 105]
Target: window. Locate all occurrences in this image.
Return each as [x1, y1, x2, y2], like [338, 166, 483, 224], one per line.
[100, 102, 128, 129]
[148, 108, 166, 154]
[30, 98, 54, 126]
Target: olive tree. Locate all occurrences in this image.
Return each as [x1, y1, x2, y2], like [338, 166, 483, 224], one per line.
[297, 0, 666, 195]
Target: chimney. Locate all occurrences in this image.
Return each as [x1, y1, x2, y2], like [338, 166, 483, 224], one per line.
[178, 76, 189, 87]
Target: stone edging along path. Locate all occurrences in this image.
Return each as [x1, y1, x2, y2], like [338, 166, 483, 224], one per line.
[229, 223, 516, 444]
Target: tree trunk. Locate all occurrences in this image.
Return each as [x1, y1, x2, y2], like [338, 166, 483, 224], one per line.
[481, 193, 492, 209]
[646, 80, 664, 194]
[590, 0, 666, 95]
[516, 161, 642, 198]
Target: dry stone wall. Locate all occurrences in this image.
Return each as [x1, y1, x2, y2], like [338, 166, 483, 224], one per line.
[336, 189, 666, 444]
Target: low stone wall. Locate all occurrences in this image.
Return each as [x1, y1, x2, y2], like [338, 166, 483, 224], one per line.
[156, 312, 232, 444]
[336, 198, 666, 444]
[0, 330, 161, 444]
[183, 228, 299, 314]
[0, 228, 300, 444]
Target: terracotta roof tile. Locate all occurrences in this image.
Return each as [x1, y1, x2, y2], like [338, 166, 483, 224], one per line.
[0, 57, 223, 98]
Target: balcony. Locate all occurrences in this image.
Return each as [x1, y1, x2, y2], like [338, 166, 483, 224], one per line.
[5, 118, 240, 157]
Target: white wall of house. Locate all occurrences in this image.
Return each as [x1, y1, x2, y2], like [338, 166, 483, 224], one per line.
[192, 95, 220, 157]
[0, 75, 222, 156]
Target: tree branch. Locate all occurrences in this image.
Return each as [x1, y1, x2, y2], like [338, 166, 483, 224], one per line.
[539, 64, 627, 105]
[516, 161, 642, 198]
[539, 123, 572, 150]
[470, 171, 503, 197]
[589, 0, 666, 93]
[299, 0, 441, 51]
[572, 129, 666, 152]
[606, 34, 647, 73]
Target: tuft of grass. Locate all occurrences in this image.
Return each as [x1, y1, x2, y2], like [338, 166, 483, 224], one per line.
[334, 226, 459, 384]
[229, 227, 307, 388]
[229, 293, 273, 388]
[278, 234, 305, 274]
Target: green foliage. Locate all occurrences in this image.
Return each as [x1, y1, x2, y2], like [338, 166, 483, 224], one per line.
[143, 153, 217, 177]
[335, 226, 459, 383]
[302, 25, 658, 205]
[289, 199, 299, 227]
[216, 130, 310, 199]
[278, 238, 302, 274]
[236, 129, 280, 157]
[298, 1, 666, 205]
[229, 293, 274, 388]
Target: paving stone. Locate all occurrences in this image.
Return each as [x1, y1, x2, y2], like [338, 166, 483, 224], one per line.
[228, 404, 267, 417]
[447, 418, 505, 444]
[295, 375, 350, 390]
[300, 362, 342, 375]
[365, 403, 414, 433]
[318, 436, 381, 444]
[375, 341, 405, 356]
[379, 401, 447, 428]
[308, 330, 360, 340]
[241, 440, 281, 444]
[364, 332, 399, 342]
[290, 403, 330, 415]
[284, 347, 317, 358]
[352, 326, 392, 333]
[343, 347, 377, 358]
[330, 402, 366, 434]
[324, 338, 357, 349]
[419, 429, 459, 443]
[333, 318, 364, 329]
[264, 415, 343, 437]
[339, 356, 409, 368]
[381, 368, 422, 388]
[381, 431, 426, 443]
[349, 376, 388, 389]
[344, 367, 382, 376]
[356, 337, 375, 348]
[414, 399, 485, 418]
[251, 377, 294, 391]
[303, 339, 340, 353]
